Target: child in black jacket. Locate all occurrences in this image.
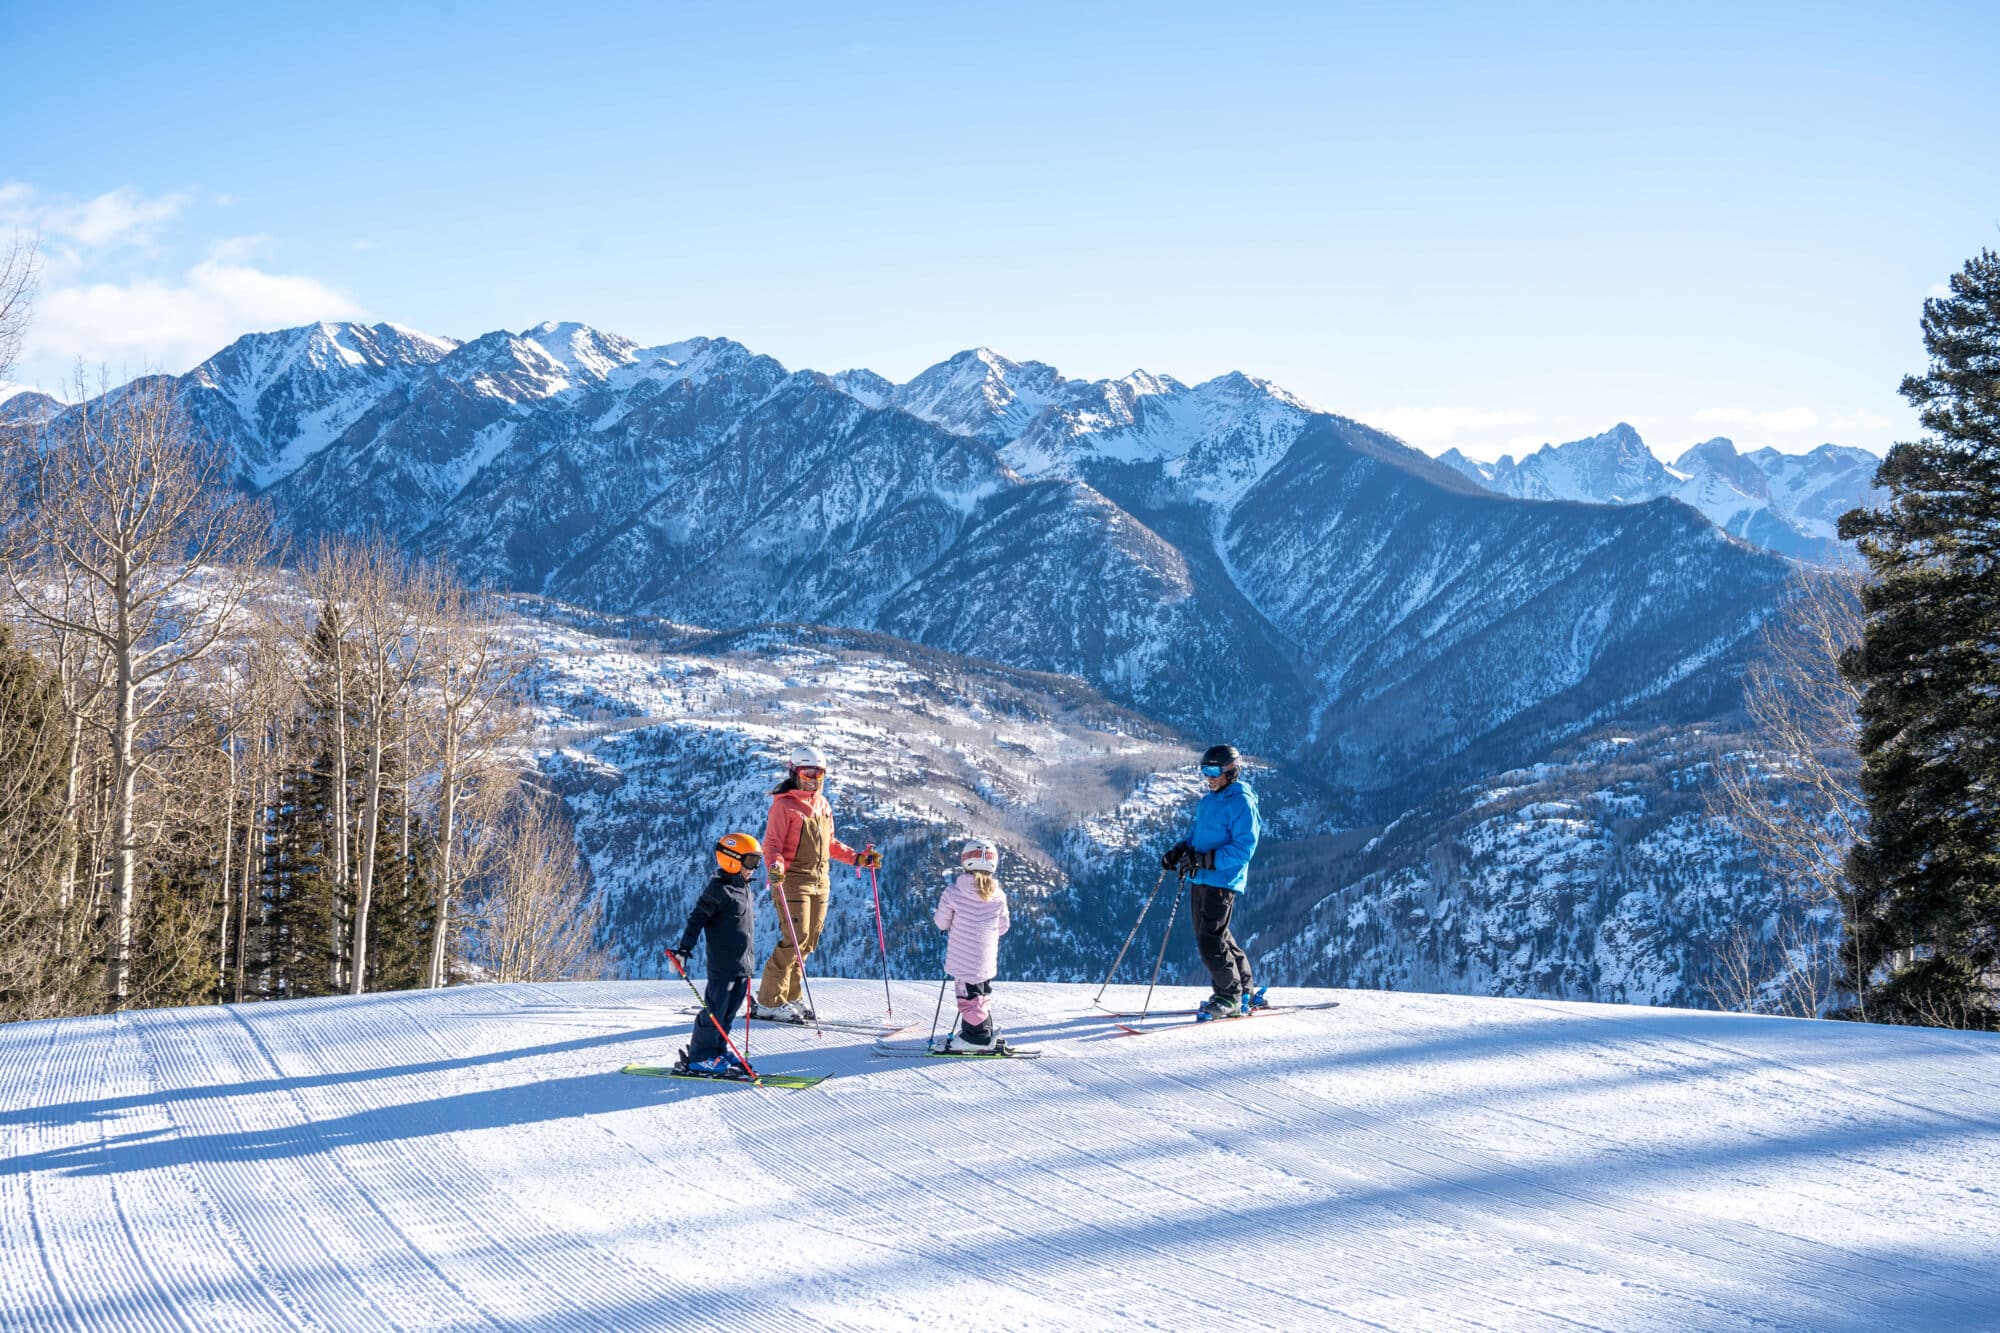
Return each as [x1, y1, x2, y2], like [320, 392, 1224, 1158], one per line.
[668, 833, 761, 1074]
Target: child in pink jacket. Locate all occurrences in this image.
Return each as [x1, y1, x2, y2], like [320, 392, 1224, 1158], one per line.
[935, 838, 1011, 1052]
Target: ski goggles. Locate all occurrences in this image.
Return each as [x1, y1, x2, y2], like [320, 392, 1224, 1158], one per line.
[1201, 763, 1230, 777]
[794, 766, 826, 779]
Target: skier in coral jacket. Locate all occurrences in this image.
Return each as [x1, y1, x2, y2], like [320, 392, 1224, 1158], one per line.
[1161, 743, 1263, 1021]
[753, 745, 880, 1021]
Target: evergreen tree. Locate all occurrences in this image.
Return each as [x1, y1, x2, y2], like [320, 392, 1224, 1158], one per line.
[1837, 247, 2000, 1029]
[0, 625, 95, 1021]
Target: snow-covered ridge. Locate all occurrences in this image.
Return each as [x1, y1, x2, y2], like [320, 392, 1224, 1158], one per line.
[1438, 424, 1881, 563]
[4, 979, 1994, 1329]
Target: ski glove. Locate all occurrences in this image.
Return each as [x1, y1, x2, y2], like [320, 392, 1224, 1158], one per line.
[1162, 841, 1194, 871]
[857, 844, 883, 870]
[664, 947, 692, 969]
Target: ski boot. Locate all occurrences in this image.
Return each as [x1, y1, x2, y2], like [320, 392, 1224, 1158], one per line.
[947, 1018, 999, 1052]
[1196, 993, 1240, 1023]
[1241, 985, 1269, 1015]
[753, 1000, 805, 1023]
[685, 1053, 738, 1076]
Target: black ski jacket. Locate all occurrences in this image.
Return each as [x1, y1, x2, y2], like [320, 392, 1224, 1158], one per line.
[678, 871, 756, 979]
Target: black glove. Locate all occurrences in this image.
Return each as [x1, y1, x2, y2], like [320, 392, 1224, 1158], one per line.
[664, 946, 692, 969]
[1193, 847, 1216, 871]
[1160, 840, 1193, 871]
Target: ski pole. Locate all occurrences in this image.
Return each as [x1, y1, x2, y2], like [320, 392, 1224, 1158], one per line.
[927, 971, 951, 1052]
[1139, 871, 1188, 1020]
[1094, 865, 1170, 1005]
[869, 863, 893, 1016]
[665, 948, 763, 1083]
[768, 870, 824, 1036]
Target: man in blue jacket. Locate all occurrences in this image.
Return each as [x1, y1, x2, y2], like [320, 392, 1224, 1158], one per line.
[1162, 744, 1263, 1021]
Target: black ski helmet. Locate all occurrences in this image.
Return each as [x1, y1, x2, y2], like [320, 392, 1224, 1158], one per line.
[1201, 744, 1240, 775]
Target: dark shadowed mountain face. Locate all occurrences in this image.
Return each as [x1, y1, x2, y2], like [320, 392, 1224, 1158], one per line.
[108, 321, 1790, 810]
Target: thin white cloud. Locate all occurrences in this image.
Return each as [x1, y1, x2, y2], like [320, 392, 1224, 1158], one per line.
[1361, 406, 1534, 446]
[0, 181, 194, 251]
[1694, 406, 1819, 433]
[30, 259, 362, 375]
[209, 234, 274, 263]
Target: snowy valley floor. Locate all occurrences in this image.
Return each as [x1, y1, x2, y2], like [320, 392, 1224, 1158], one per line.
[2, 981, 1998, 1331]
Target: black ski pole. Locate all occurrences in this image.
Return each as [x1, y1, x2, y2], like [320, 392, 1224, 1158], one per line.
[1139, 870, 1188, 1020]
[927, 970, 951, 1052]
[1094, 865, 1170, 1006]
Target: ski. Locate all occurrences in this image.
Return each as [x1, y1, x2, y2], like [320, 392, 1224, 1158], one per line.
[871, 1041, 1042, 1060]
[622, 1063, 828, 1090]
[683, 1006, 899, 1034]
[1110, 1001, 1340, 1037]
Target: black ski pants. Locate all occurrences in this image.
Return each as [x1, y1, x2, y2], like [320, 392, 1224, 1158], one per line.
[1191, 884, 1253, 1001]
[687, 973, 750, 1063]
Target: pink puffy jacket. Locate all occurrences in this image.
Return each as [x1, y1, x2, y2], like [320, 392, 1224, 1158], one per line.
[935, 872, 1010, 982]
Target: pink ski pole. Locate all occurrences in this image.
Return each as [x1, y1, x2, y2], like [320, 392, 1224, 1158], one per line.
[869, 863, 893, 1016]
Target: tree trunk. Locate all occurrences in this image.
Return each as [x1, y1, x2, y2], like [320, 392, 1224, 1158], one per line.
[349, 728, 384, 996]
[216, 742, 234, 1002]
[428, 730, 459, 989]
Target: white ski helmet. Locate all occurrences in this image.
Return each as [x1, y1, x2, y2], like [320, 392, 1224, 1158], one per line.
[960, 838, 999, 874]
[789, 744, 829, 771]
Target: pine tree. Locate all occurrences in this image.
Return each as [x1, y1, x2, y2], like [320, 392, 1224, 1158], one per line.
[1837, 247, 2000, 1029]
[0, 625, 96, 1021]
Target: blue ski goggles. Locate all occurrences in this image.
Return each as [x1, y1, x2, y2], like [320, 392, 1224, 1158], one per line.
[1201, 763, 1229, 778]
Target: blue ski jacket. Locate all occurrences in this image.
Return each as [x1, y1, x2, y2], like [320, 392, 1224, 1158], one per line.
[1187, 779, 1261, 893]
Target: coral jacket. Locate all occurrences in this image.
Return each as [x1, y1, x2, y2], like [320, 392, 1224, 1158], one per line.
[762, 786, 857, 881]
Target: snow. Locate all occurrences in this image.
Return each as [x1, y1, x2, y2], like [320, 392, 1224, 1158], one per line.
[3, 980, 1995, 1329]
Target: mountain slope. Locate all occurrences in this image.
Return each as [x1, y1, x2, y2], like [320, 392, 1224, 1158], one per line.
[4, 980, 1994, 1329]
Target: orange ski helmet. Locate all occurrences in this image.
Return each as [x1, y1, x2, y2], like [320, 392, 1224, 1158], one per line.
[714, 832, 763, 877]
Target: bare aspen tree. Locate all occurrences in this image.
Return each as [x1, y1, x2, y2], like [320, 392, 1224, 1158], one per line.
[469, 788, 604, 984]
[0, 233, 35, 382]
[417, 569, 531, 988]
[0, 373, 270, 1009]
[343, 538, 431, 995]
[1705, 569, 1868, 1019]
[292, 541, 364, 987]
[235, 611, 298, 1001]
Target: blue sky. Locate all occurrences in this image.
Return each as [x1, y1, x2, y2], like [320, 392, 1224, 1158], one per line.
[3, 1, 1995, 460]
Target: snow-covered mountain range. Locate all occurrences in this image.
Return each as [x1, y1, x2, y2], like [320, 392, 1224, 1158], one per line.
[132, 320, 1795, 807]
[1438, 423, 1880, 564]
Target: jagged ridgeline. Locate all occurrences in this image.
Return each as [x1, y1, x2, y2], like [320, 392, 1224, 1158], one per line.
[44, 320, 1814, 993]
[163, 321, 1790, 797]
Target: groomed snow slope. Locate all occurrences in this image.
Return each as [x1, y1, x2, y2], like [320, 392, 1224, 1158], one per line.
[3, 981, 1997, 1331]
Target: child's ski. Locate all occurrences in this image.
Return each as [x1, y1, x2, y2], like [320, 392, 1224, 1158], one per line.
[871, 1040, 1042, 1060]
[621, 1063, 828, 1089]
[1110, 1001, 1340, 1038]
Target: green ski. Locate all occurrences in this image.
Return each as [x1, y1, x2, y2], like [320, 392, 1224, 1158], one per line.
[621, 1063, 829, 1090]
